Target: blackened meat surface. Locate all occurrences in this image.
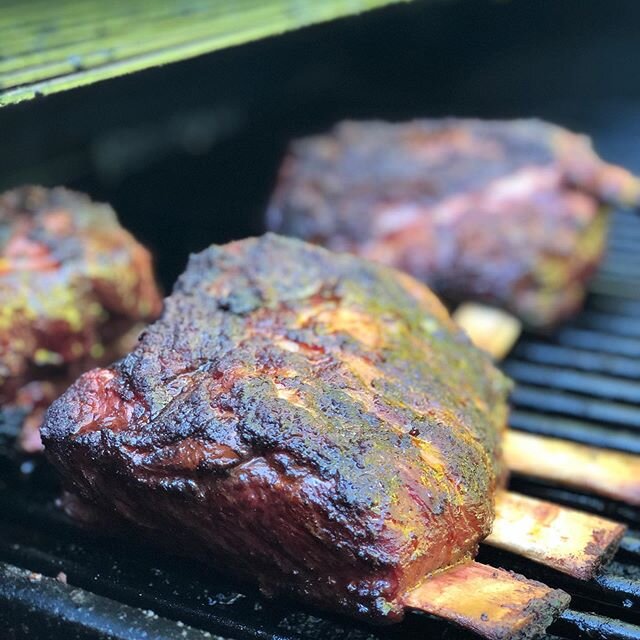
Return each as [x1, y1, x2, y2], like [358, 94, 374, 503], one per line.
[0, 186, 162, 406]
[267, 119, 640, 328]
[42, 234, 510, 622]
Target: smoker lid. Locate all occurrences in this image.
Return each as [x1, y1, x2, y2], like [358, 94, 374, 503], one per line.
[0, 0, 409, 108]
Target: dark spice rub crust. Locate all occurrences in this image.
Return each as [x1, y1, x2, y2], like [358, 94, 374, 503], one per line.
[268, 119, 640, 328]
[42, 234, 510, 622]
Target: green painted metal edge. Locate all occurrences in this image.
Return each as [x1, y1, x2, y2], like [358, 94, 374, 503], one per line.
[0, 0, 411, 108]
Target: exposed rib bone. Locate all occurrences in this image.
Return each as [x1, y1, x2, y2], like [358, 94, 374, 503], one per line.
[504, 431, 640, 507]
[486, 490, 626, 579]
[453, 302, 522, 360]
[403, 561, 570, 640]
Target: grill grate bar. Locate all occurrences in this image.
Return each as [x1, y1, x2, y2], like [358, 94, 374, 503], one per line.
[587, 295, 640, 317]
[603, 234, 640, 248]
[608, 209, 640, 222]
[575, 312, 640, 338]
[619, 532, 640, 559]
[511, 385, 640, 429]
[602, 241, 640, 255]
[599, 261, 640, 280]
[608, 222, 640, 239]
[554, 328, 640, 357]
[509, 409, 640, 453]
[504, 360, 640, 403]
[595, 561, 640, 605]
[513, 342, 640, 379]
[0, 516, 296, 640]
[0, 561, 223, 640]
[553, 610, 640, 640]
[605, 235, 640, 253]
[605, 218, 640, 240]
[588, 278, 640, 300]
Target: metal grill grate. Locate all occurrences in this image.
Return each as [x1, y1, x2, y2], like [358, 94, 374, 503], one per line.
[1, 210, 640, 639]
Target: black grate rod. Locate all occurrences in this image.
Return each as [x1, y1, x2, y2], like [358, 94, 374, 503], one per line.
[587, 295, 640, 317]
[0, 561, 224, 640]
[599, 262, 640, 281]
[619, 532, 640, 560]
[509, 410, 640, 453]
[513, 342, 640, 379]
[511, 385, 640, 429]
[552, 609, 640, 640]
[589, 278, 640, 299]
[505, 361, 640, 403]
[576, 312, 640, 338]
[555, 328, 640, 357]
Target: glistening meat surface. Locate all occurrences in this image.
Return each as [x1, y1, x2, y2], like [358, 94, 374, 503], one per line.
[267, 119, 640, 328]
[42, 234, 510, 622]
